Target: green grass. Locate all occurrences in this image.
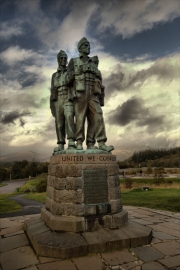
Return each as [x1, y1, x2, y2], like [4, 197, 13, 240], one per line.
[24, 192, 46, 203]
[122, 188, 180, 212]
[19, 174, 47, 193]
[0, 194, 22, 214]
[0, 183, 6, 187]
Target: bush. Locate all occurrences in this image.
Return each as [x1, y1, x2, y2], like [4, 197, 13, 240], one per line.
[124, 177, 133, 189]
[36, 179, 47, 193]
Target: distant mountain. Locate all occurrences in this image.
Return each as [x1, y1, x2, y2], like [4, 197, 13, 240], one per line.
[0, 145, 152, 163]
[0, 151, 50, 163]
[114, 146, 150, 161]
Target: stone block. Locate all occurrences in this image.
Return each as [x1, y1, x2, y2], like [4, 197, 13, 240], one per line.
[65, 203, 76, 216]
[84, 204, 96, 215]
[46, 186, 55, 200]
[122, 220, 152, 247]
[53, 202, 66, 215]
[82, 229, 130, 254]
[108, 164, 119, 176]
[55, 164, 82, 178]
[96, 203, 111, 214]
[108, 186, 121, 200]
[111, 210, 128, 228]
[65, 177, 82, 190]
[85, 217, 103, 231]
[110, 199, 123, 213]
[132, 246, 164, 262]
[75, 204, 85, 216]
[48, 164, 56, 176]
[102, 215, 112, 228]
[54, 189, 83, 204]
[47, 175, 54, 187]
[108, 174, 120, 187]
[45, 197, 53, 211]
[54, 177, 66, 189]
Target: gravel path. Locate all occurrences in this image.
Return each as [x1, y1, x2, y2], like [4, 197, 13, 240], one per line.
[0, 194, 45, 218]
[0, 180, 29, 194]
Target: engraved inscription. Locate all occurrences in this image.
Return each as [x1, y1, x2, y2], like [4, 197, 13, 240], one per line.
[83, 169, 108, 204]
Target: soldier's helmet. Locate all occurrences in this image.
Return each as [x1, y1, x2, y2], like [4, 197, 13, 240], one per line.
[77, 37, 90, 51]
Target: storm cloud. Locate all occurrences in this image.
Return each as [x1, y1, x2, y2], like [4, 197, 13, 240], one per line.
[0, 109, 31, 125]
[108, 97, 165, 132]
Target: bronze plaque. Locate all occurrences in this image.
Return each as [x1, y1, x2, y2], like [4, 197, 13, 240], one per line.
[83, 169, 108, 204]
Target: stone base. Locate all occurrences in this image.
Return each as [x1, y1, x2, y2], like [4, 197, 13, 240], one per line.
[25, 217, 152, 259]
[41, 207, 128, 232]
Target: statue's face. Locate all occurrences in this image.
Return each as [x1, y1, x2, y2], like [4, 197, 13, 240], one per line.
[79, 42, 90, 55]
[58, 54, 67, 67]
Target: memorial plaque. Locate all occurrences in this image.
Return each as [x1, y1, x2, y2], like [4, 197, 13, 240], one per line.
[83, 169, 108, 204]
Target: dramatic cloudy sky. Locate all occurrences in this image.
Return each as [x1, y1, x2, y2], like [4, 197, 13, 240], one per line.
[0, 0, 179, 160]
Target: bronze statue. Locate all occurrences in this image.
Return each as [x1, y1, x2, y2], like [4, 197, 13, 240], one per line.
[50, 50, 76, 153]
[67, 37, 114, 152]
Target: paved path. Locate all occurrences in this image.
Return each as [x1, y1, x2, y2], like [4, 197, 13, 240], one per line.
[0, 194, 45, 218]
[0, 180, 28, 194]
[0, 206, 179, 270]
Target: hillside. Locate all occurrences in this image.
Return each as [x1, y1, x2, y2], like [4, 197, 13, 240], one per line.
[0, 151, 49, 163]
[118, 147, 180, 168]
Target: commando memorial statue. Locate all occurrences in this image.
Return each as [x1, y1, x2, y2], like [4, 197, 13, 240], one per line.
[51, 37, 114, 154]
[25, 37, 152, 259]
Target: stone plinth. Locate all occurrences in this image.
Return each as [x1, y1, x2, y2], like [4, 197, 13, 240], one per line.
[41, 153, 128, 232]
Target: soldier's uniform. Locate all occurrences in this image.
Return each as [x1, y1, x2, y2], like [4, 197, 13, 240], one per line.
[50, 65, 75, 150]
[67, 54, 107, 147]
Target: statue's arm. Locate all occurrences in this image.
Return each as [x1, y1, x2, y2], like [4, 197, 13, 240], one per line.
[50, 73, 58, 101]
[66, 59, 75, 86]
[50, 73, 57, 117]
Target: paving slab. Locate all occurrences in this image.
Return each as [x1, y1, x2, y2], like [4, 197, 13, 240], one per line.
[4, 229, 24, 237]
[153, 240, 180, 256]
[158, 254, 180, 268]
[143, 217, 164, 223]
[101, 250, 136, 266]
[131, 246, 164, 262]
[37, 260, 77, 270]
[121, 220, 152, 247]
[142, 261, 165, 269]
[131, 218, 153, 225]
[22, 267, 38, 270]
[38, 256, 61, 263]
[73, 255, 110, 270]
[82, 228, 130, 253]
[150, 237, 162, 244]
[0, 219, 20, 229]
[152, 230, 178, 240]
[0, 225, 22, 236]
[147, 224, 180, 237]
[120, 261, 139, 269]
[160, 221, 180, 231]
[0, 234, 29, 252]
[0, 246, 39, 270]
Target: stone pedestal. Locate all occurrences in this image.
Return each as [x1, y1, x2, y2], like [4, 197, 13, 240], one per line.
[41, 153, 128, 232]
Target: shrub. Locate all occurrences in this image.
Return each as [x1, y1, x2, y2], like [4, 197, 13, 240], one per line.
[124, 177, 133, 189]
[36, 179, 47, 193]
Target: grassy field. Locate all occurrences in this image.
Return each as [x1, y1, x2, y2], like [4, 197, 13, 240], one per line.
[24, 192, 46, 203]
[122, 188, 180, 212]
[0, 194, 22, 214]
[1, 176, 180, 214]
[120, 177, 180, 189]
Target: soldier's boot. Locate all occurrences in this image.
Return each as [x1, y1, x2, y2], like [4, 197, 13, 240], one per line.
[68, 139, 76, 149]
[54, 143, 64, 152]
[87, 143, 98, 149]
[77, 140, 83, 150]
[98, 142, 114, 152]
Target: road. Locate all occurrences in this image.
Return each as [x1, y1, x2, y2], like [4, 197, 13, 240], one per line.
[0, 179, 28, 194]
